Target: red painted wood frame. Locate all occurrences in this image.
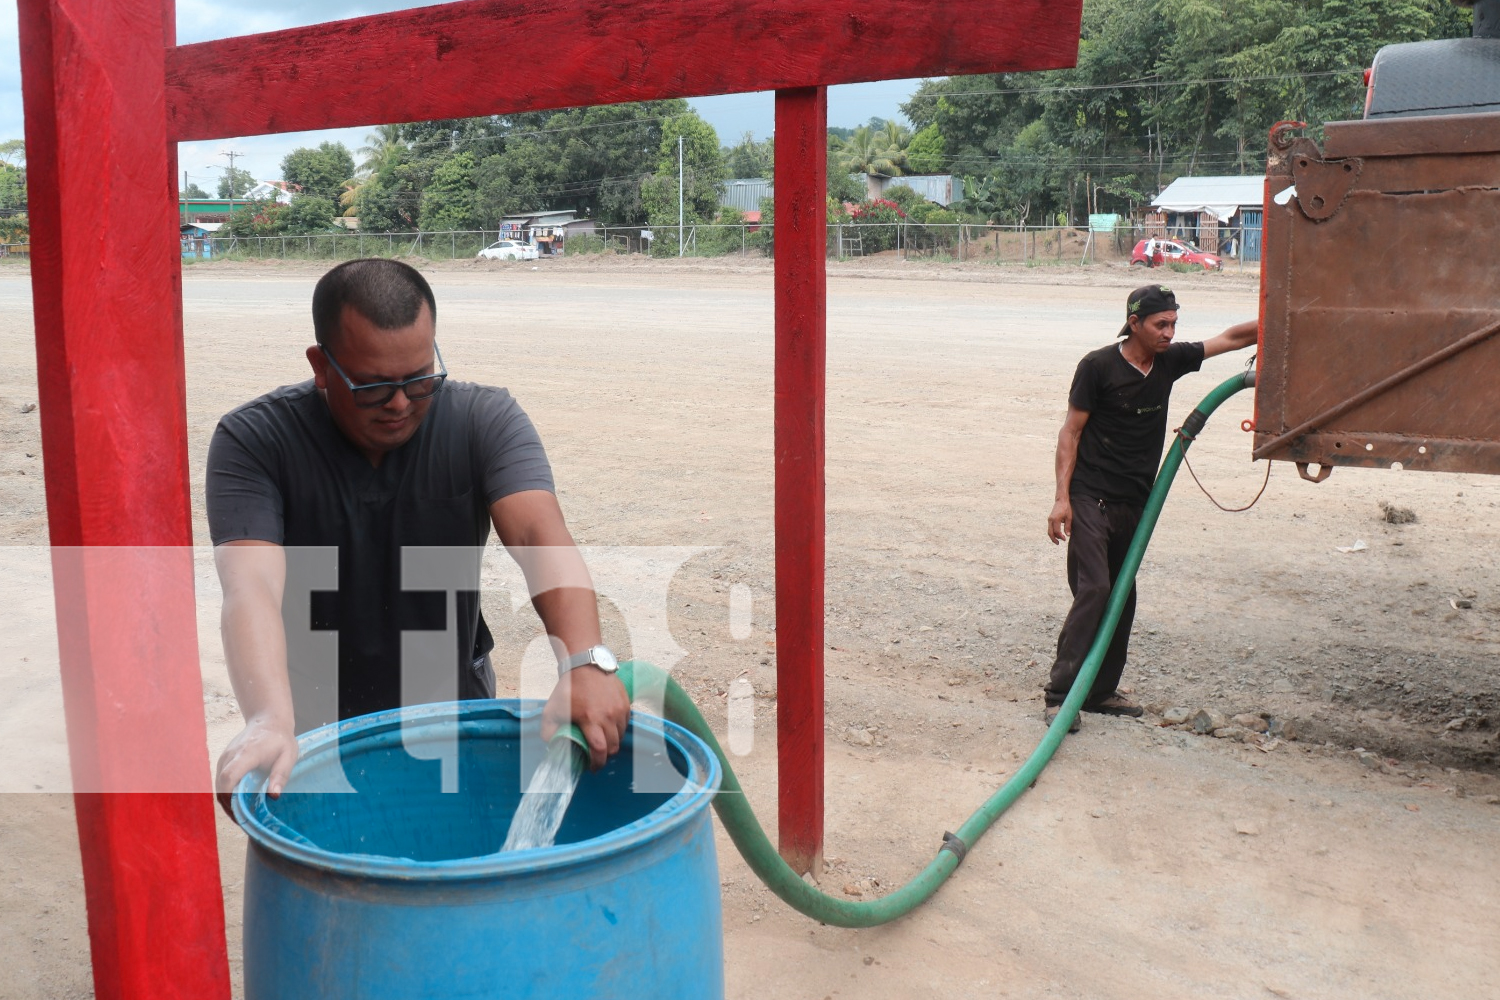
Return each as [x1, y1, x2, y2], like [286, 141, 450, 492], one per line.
[18, 0, 233, 996]
[19, 0, 1080, 991]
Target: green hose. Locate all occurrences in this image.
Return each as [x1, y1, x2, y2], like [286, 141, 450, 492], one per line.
[611, 371, 1255, 927]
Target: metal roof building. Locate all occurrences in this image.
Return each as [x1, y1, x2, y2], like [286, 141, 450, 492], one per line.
[720, 178, 774, 213]
[1150, 175, 1264, 222]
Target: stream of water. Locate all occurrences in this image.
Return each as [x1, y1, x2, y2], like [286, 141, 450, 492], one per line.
[502, 738, 586, 852]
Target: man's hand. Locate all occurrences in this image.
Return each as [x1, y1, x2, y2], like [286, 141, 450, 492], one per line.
[1047, 498, 1074, 544]
[541, 666, 631, 770]
[215, 715, 298, 818]
[1050, 408, 1087, 543]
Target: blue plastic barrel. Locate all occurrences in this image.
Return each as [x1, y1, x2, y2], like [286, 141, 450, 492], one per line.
[233, 701, 723, 999]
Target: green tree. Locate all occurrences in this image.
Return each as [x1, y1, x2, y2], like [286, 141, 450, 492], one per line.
[460, 101, 692, 225]
[0, 139, 23, 168]
[0, 162, 26, 213]
[217, 167, 256, 200]
[182, 182, 211, 199]
[723, 132, 774, 178]
[281, 142, 355, 202]
[354, 175, 417, 232]
[903, 0, 1466, 224]
[418, 151, 478, 231]
[336, 101, 704, 229]
[641, 112, 724, 225]
[828, 169, 864, 204]
[905, 123, 946, 174]
[474, 142, 552, 223]
[283, 195, 338, 233]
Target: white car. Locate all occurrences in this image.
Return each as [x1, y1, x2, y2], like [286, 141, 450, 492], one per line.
[478, 239, 540, 261]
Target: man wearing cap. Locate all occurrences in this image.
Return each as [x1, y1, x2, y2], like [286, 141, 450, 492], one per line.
[1043, 284, 1257, 729]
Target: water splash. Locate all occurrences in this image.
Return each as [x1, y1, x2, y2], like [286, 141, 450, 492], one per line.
[502, 738, 585, 852]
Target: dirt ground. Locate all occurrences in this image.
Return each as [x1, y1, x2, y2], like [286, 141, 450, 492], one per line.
[0, 255, 1495, 999]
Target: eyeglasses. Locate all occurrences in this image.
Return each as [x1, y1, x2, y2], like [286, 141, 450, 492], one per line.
[320, 343, 447, 408]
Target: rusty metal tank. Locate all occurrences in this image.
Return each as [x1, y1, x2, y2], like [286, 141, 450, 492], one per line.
[1253, 110, 1500, 480]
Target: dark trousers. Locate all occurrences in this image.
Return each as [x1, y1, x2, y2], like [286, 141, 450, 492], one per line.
[1046, 496, 1141, 707]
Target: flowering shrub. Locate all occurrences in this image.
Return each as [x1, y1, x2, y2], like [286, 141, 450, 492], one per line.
[847, 198, 906, 222]
[225, 200, 289, 237]
[225, 196, 337, 236]
[843, 198, 907, 252]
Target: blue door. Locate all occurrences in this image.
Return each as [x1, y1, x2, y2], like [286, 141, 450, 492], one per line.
[1240, 209, 1263, 263]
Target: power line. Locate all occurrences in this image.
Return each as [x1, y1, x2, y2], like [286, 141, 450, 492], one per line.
[215, 149, 247, 208]
[911, 67, 1362, 101]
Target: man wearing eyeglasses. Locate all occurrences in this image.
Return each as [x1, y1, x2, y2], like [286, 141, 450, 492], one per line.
[208, 258, 629, 805]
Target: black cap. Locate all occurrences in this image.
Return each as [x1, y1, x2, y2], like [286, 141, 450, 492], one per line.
[1118, 284, 1180, 337]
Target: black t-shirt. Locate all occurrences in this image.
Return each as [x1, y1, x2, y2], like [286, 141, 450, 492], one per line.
[206, 379, 554, 731]
[1067, 341, 1206, 505]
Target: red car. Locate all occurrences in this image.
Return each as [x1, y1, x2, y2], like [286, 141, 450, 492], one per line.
[1130, 238, 1223, 271]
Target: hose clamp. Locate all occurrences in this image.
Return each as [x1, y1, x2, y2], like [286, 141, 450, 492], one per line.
[1179, 408, 1209, 441]
[939, 831, 968, 864]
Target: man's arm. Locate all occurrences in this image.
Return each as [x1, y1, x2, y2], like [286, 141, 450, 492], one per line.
[491, 489, 630, 769]
[213, 540, 298, 812]
[1048, 406, 1089, 544]
[1202, 319, 1259, 359]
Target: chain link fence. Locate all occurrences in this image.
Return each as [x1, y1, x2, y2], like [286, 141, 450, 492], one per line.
[191, 221, 1260, 270]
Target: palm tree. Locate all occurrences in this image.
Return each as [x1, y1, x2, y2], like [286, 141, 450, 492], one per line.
[872, 119, 912, 170]
[356, 125, 406, 179]
[337, 178, 362, 218]
[831, 125, 908, 198]
[343, 125, 409, 218]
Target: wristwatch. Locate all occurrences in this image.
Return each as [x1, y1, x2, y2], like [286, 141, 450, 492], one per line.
[560, 644, 620, 676]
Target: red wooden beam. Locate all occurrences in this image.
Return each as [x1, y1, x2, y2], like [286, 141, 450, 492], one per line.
[773, 86, 828, 875]
[18, 0, 231, 994]
[164, 0, 1083, 141]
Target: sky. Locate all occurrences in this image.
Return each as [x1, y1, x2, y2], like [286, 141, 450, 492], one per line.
[1, 0, 924, 190]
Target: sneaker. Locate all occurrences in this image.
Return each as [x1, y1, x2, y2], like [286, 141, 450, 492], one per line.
[1043, 705, 1081, 733]
[1083, 693, 1144, 717]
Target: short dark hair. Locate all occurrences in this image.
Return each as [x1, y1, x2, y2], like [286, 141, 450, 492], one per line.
[312, 259, 437, 348]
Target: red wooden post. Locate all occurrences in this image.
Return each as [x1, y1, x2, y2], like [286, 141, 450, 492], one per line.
[17, 0, 1082, 986]
[18, 0, 231, 995]
[774, 86, 828, 875]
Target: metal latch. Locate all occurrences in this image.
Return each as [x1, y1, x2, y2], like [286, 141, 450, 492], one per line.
[1290, 154, 1363, 222]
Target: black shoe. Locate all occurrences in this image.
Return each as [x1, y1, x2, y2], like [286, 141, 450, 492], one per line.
[1043, 705, 1081, 733]
[1082, 694, 1144, 717]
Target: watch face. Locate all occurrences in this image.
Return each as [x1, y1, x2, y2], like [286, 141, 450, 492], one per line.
[592, 646, 620, 673]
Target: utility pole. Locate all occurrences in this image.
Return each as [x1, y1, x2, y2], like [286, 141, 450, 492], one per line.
[678, 134, 685, 258]
[220, 148, 245, 214]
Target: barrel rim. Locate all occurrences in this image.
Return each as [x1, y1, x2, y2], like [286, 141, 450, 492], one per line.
[232, 700, 721, 881]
